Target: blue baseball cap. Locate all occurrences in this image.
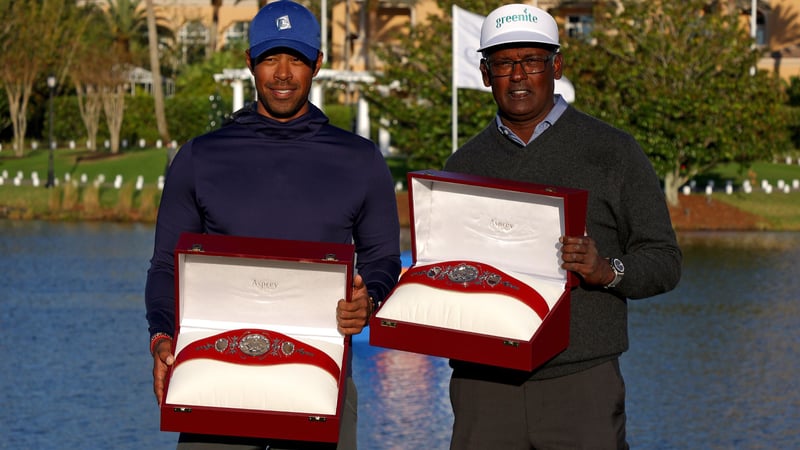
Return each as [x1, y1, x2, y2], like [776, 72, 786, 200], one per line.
[248, 0, 321, 62]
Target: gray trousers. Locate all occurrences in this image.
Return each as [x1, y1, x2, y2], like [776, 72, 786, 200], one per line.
[449, 359, 629, 450]
[176, 377, 357, 450]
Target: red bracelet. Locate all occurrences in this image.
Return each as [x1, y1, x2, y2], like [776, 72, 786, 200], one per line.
[150, 332, 173, 356]
[173, 329, 341, 380]
[401, 261, 550, 320]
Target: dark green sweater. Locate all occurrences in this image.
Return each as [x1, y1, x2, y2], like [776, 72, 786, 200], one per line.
[445, 106, 682, 380]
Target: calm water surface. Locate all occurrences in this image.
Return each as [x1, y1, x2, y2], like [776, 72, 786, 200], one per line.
[1, 221, 798, 449]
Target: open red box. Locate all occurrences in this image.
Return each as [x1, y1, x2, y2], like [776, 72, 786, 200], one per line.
[370, 170, 588, 372]
[160, 232, 354, 442]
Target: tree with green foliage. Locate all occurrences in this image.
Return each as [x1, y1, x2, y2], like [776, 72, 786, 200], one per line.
[362, 0, 500, 171]
[100, 0, 173, 67]
[163, 49, 239, 142]
[0, 0, 87, 156]
[566, 0, 792, 205]
[780, 76, 800, 150]
[70, 13, 109, 152]
[364, 0, 792, 206]
[92, 0, 174, 153]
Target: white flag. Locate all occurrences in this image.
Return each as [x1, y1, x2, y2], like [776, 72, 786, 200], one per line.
[452, 5, 490, 92]
[451, 5, 575, 102]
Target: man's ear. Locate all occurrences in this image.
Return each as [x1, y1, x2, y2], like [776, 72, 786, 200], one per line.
[245, 49, 254, 73]
[553, 52, 563, 80]
[312, 51, 324, 77]
[480, 60, 491, 87]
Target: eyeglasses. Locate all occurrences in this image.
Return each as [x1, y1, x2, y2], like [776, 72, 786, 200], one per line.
[485, 53, 556, 77]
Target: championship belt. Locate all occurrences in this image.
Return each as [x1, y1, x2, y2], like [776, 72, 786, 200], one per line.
[402, 261, 550, 320]
[173, 329, 341, 380]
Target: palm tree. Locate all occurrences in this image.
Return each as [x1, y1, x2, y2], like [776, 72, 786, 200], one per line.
[101, 0, 173, 147]
[102, 0, 149, 64]
[208, 0, 222, 59]
[101, 0, 174, 68]
[89, 0, 173, 153]
[145, 0, 170, 145]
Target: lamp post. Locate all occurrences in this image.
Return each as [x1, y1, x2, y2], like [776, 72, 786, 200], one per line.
[45, 75, 56, 188]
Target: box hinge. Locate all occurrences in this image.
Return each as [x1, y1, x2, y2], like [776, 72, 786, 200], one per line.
[380, 320, 397, 328]
[323, 253, 338, 261]
[502, 340, 520, 347]
[189, 244, 204, 252]
[308, 416, 327, 422]
[173, 407, 193, 413]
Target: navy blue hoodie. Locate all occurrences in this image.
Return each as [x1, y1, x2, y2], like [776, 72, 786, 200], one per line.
[145, 103, 401, 337]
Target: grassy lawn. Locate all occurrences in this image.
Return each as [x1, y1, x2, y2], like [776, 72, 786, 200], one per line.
[0, 147, 167, 220]
[2, 147, 800, 229]
[716, 191, 800, 231]
[688, 160, 800, 230]
[0, 147, 169, 185]
[694, 160, 800, 188]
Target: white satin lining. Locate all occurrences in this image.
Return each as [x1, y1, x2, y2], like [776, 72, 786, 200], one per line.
[411, 177, 567, 282]
[377, 267, 564, 340]
[166, 330, 342, 414]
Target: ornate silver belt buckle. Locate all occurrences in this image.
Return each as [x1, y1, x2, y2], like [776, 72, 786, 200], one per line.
[448, 263, 479, 283]
[239, 333, 270, 356]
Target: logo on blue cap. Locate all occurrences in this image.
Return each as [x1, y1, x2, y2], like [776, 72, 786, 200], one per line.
[277, 15, 291, 31]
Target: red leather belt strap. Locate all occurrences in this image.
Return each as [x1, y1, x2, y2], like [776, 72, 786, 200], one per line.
[401, 261, 550, 320]
[173, 329, 341, 380]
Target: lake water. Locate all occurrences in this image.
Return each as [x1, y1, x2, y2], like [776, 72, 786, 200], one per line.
[1, 221, 798, 449]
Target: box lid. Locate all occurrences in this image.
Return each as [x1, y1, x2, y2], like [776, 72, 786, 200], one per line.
[174, 233, 355, 338]
[407, 170, 588, 288]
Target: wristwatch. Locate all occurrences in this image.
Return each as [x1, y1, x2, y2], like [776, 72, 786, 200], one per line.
[604, 258, 625, 289]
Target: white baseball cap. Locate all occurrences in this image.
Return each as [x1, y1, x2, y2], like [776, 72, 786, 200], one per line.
[477, 4, 560, 53]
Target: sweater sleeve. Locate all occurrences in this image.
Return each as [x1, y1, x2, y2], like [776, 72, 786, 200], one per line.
[352, 149, 402, 304]
[607, 136, 682, 300]
[144, 142, 204, 337]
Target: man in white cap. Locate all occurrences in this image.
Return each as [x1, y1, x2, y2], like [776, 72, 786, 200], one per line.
[145, 1, 401, 449]
[445, 4, 681, 449]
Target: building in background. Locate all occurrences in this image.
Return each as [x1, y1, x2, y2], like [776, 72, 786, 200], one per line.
[105, 0, 793, 148]
[130, 1, 800, 79]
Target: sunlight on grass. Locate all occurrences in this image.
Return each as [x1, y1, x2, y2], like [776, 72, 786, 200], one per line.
[717, 192, 800, 231]
[2, 147, 800, 228]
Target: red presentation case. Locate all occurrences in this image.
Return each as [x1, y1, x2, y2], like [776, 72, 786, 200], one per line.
[160, 233, 354, 442]
[370, 170, 588, 372]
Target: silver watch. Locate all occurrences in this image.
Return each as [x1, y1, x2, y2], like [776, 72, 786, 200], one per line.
[604, 258, 625, 288]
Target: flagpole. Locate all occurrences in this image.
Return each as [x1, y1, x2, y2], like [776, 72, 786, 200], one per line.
[451, 4, 458, 153]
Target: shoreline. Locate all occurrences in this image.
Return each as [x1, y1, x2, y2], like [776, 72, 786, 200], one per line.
[0, 191, 789, 233]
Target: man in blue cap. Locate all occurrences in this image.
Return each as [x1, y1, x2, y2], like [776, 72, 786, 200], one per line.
[145, 1, 401, 449]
